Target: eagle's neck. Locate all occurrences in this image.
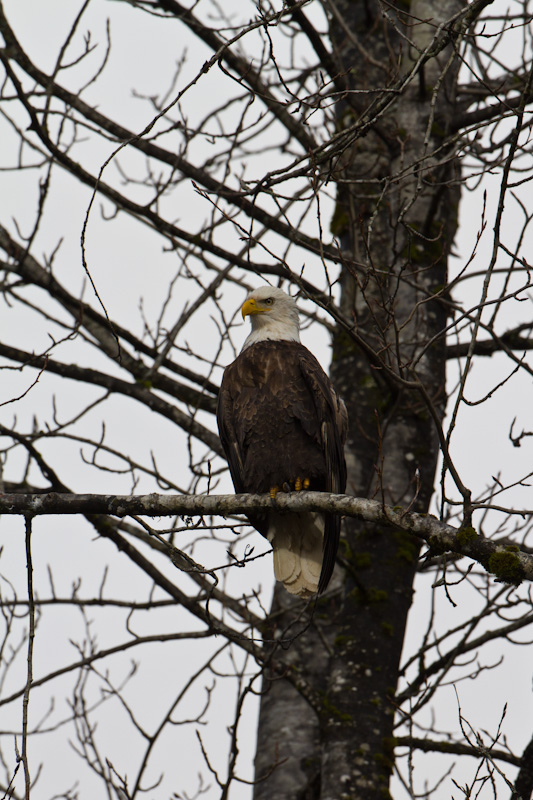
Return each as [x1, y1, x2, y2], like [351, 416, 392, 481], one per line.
[241, 316, 300, 351]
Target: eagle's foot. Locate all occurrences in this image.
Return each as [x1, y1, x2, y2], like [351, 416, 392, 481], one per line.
[272, 479, 310, 498]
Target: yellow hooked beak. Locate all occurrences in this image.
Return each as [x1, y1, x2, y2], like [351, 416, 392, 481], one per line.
[242, 298, 267, 319]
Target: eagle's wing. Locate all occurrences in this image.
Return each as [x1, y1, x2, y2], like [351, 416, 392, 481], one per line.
[297, 351, 348, 593]
[216, 365, 269, 537]
[216, 367, 246, 494]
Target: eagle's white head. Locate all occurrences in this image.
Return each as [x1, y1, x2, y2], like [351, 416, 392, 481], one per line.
[240, 286, 300, 351]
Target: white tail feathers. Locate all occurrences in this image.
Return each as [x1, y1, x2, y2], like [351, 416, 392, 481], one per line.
[267, 513, 324, 598]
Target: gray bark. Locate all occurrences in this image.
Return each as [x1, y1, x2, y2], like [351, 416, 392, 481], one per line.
[254, 1, 464, 797]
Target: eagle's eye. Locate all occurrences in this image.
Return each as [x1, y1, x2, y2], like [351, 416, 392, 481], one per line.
[264, 297, 274, 305]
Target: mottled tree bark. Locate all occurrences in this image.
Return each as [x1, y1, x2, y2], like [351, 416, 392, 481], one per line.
[254, 1, 462, 798]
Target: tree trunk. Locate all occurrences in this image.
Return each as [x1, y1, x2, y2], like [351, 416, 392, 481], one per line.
[254, 1, 462, 797]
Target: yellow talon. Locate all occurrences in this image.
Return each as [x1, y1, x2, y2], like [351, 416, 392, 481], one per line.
[295, 477, 302, 492]
[270, 486, 279, 500]
[303, 478, 310, 489]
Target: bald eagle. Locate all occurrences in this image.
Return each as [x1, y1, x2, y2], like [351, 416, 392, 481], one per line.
[216, 287, 347, 597]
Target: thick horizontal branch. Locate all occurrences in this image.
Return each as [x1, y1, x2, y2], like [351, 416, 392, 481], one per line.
[453, 87, 533, 133]
[2, 491, 532, 584]
[447, 326, 533, 358]
[395, 736, 520, 767]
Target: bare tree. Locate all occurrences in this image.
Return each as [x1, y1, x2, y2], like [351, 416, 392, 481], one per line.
[1, 1, 533, 799]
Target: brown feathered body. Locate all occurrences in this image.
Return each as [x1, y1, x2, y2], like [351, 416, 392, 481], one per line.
[217, 339, 347, 596]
